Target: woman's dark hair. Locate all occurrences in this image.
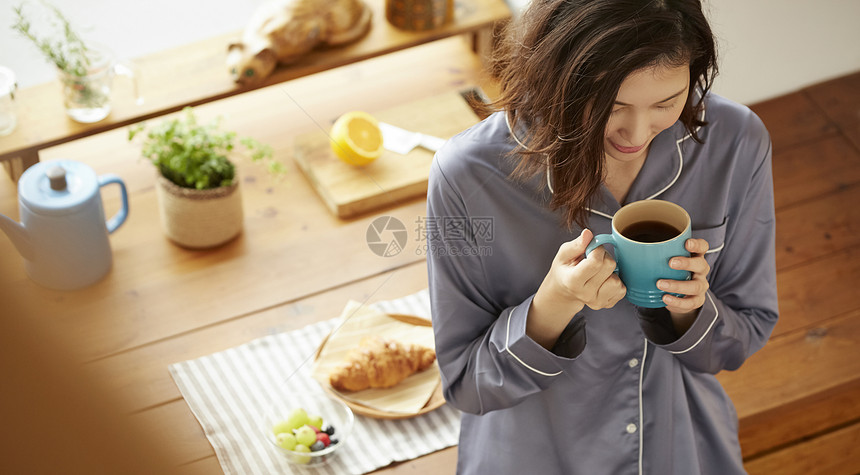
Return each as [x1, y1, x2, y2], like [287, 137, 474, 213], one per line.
[487, 0, 717, 228]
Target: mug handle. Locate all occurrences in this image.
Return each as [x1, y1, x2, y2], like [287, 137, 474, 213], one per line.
[113, 60, 144, 106]
[98, 174, 129, 233]
[585, 234, 619, 272]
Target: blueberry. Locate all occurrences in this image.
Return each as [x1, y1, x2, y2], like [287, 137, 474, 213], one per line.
[323, 425, 335, 436]
[310, 441, 325, 451]
[329, 437, 339, 445]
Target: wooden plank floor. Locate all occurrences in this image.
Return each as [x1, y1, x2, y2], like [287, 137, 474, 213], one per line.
[714, 71, 860, 473]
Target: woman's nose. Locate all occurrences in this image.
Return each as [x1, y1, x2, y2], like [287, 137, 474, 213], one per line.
[618, 113, 649, 146]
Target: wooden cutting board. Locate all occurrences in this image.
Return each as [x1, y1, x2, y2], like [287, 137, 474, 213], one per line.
[294, 89, 482, 218]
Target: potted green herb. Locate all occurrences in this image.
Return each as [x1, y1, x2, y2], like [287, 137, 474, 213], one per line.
[128, 107, 281, 248]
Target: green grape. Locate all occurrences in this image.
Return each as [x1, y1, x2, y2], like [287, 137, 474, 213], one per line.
[272, 420, 293, 436]
[292, 443, 312, 464]
[308, 414, 324, 430]
[285, 408, 310, 432]
[276, 432, 297, 451]
[295, 425, 317, 447]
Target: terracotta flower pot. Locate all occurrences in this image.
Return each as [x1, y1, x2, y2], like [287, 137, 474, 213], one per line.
[155, 174, 243, 249]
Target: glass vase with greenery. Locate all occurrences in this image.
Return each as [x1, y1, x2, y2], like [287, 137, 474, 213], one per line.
[12, 1, 109, 111]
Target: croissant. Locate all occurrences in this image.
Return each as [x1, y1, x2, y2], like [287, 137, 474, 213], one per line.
[329, 336, 436, 392]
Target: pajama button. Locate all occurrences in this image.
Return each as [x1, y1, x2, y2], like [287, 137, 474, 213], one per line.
[626, 423, 637, 434]
[628, 358, 639, 368]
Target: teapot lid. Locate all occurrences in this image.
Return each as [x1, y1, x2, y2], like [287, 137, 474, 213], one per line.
[18, 160, 99, 216]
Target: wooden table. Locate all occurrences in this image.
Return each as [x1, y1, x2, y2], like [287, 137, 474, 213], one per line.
[0, 0, 510, 181]
[0, 37, 485, 474]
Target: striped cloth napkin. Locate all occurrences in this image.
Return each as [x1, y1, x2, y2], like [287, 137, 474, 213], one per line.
[169, 289, 460, 475]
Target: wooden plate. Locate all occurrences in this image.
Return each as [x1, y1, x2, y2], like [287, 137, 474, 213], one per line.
[313, 313, 446, 419]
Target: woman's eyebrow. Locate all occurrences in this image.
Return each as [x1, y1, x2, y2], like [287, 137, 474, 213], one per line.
[614, 87, 688, 106]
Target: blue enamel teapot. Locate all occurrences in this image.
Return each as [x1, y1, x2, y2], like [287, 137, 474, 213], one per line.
[0, 160, 128, 290]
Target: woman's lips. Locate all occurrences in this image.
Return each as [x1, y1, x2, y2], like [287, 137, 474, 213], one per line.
[610, 141, 646, 154]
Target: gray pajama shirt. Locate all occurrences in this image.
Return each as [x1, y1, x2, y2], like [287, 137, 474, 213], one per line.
[426, 93, 778, 474]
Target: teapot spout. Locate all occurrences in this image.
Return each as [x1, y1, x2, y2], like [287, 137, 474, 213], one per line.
[0, 213, 34, 260]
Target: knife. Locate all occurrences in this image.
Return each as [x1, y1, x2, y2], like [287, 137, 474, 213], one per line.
[379, 122, 447, 155]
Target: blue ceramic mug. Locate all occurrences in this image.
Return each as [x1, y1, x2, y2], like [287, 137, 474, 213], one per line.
[585, 200, 691, 308]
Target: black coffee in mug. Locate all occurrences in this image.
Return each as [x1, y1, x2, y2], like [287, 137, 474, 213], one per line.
[621, 220, 682, 243]
[586, 200, 691, 307]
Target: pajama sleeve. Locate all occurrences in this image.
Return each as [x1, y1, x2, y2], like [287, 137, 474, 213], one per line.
[640, 110, 779, 374]
[426, 155, 585, 415]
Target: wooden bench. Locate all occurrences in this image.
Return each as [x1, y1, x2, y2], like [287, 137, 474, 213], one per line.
[0, 0, 510, 181]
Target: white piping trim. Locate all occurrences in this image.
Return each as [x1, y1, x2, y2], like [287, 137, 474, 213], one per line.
[506, 111, 531, 150]
[587, 208, 614, 219]
[505, 309, 563, 377]
[644, 139, 685, 200]
[505, 112, 558, 195]
[668, 292, 719, 354]
[638, 338, 648, 475]
[705, 242, 724, 254]
[546, 165, 554, 194]
[643, 101, 706, 202]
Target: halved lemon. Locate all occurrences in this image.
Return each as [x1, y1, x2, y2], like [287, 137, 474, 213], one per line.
[330, 111, 384, 166]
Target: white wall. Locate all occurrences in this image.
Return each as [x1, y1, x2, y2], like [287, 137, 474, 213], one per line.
[707, 0, 860, 104]
[1, 0, 859, 104]
[0, 0, 267, 88]
[500, 0, 860, 105]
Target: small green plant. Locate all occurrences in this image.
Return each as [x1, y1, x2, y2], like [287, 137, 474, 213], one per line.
[128, 107, 282, 190]
[12, 1, 107, 109]
[12, 1, 90, 76]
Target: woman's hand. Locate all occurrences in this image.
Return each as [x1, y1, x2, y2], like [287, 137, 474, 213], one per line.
[527, 229, 627, 349]
[657, 238, 711, 333]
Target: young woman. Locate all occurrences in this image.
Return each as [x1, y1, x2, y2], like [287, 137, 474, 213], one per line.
[426, 0, 779, 473]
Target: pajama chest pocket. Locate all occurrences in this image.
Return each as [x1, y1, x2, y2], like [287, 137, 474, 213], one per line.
[691, 217, 727, 266]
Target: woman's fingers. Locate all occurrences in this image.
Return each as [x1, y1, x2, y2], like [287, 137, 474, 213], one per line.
[569, 246, 612, 286]
[669, 255, 710, 275]
[658, 276, 708, 296]
[659, 238, 711, 313]
[578, 247, 626, 309]
[685, 238, 710, 255]
[553, 244, 624, 310]
[582, 248, 617, 286]
[663, 291, 706, 312]
[591, 274, 627, 310]
[557, 229, 593, 264]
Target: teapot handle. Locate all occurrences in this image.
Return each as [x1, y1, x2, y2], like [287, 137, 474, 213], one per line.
[98, 174, 129, 233]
